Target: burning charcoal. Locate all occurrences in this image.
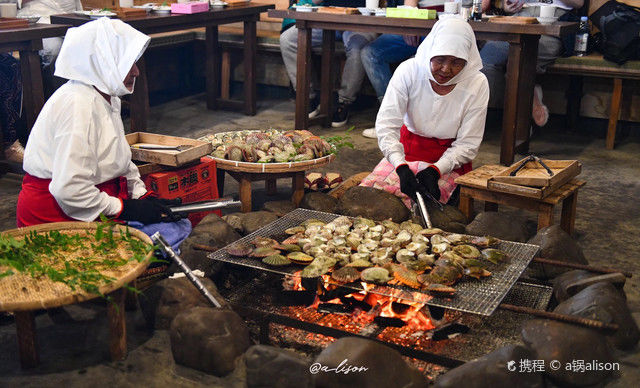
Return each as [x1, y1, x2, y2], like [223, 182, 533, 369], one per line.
[318, 303, 354, 315]
[279, 290, 317, 306]
[340, 296, 373, 312]
[374, 316, 407, 328]
[427, 305, 446, 321]
[431, 323, 469, 341]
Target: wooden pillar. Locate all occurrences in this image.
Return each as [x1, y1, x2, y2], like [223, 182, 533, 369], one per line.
[537, 203, 554, 231]
[108, 288, 127, 361]
[606, 78, 623, 150]
[130, 56, 149, 132]
[320, 29, 336, 128]
[294, 21, 312, 130]
[15, 311, 39, 369]
[291, 172, 305, 207]
[266, 178, 277, 195]
[239, 176, 252, 212]
[243, 18, 257, 115]
[205, 25, 220, 110]
[560, 191, 578, 235]
[458, 188, 474, 222]
[19, 44, 45, 132]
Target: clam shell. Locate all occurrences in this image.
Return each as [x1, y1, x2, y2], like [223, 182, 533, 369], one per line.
[302, 218, 326, 227]
[423, 283, 457, 296]
[395, 249, 415, 264]
[253, 237, 279, 248]
[226, 244, 253, 257]
[331, 266, 361, 283]
[463, 258, 487, 268]
[418, 228, 444, 237]
[431, 234, 450, 245]
[281, 234, 302, 245]
[287, 252, 314, 264]
[285, 226, 306, 235]
[446, 233, 472, 245]
[481, 248, 508, 264]
[262, 254, 291, 266]
[350, 252, 371, 262]
[472, 236, 500, 248]
[464, 267, 492, 279]
[453, 244, 481, 260]
[251, 247, 281, 258]
[392, 265, 421, 288]
[400, 221, 423, 233]
[428, 265, 462, 286]
[431, 242, 450, 254]
[361, 267, 392, 284]
[346, 259, 373, 268]
[278, 244, 302, 252]
[301, 263, 329, 278]
[406, 241, 428, 255]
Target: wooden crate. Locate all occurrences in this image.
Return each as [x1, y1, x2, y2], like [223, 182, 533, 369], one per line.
[126, 132, 212, 167]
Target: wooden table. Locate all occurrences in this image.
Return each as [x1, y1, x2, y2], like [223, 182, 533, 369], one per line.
[268, 10, 577, 165]
[0, 24, 70, 136]
[455, 165, 586, 235]
[51, 4, 274, 131]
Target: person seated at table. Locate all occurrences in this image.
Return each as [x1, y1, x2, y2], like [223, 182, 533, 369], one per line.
[279, 0, 377, 127]
[359, 18, 489, 208]
[17, 18, 190, 249]
[18, 0, 84, 68]
[480, 0, 583, 127]
[360, 0, 491, 138]
[0, 53, 25, 163]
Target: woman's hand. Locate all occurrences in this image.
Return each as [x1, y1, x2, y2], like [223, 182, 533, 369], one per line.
[118, 199, 182, 224]
[503, 0, 524, 14]
[416, 166, 441, 200]
[396, 164, 422, 201]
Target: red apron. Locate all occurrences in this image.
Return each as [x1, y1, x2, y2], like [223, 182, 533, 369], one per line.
[400, 125, 472, 176]
[16, 174, 129, 227]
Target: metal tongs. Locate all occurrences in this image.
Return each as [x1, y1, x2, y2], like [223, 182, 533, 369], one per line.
[151, 232, 223, 308]
[510, 155, 554, 177]
[168, 197, 241, 215]
[415, 191, 442, 229]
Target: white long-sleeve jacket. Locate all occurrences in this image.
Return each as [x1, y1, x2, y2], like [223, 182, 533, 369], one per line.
[375, 18, 490, 176]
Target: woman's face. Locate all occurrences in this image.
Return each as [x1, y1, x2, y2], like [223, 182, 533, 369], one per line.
[123, 63, 140, 91]
[430, 55, 466, 84]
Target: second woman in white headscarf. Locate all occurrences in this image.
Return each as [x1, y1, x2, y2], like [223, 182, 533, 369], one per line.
[362, 18, 489, 206]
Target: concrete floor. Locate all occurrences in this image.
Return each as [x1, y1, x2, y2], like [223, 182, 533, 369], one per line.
[0, 92, 639, 386]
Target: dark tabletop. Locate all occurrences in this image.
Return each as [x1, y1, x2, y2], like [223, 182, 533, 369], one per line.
[0, 24, 70, 44]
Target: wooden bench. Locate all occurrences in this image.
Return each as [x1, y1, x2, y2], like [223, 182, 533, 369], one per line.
[547, 54, 640, 149]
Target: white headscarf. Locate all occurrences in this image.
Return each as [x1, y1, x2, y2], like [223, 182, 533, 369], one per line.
[415, 18, 483, 86]
[54, 18, 150, 97]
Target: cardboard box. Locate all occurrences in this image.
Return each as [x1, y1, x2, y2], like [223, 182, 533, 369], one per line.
[170, 2, 209, 14]
[142, 157, 220, 226]
[386, 7, 436, 19]
[126, 132, 213, 167]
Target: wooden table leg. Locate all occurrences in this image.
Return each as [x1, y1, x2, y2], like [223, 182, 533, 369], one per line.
[514, 35, 539, 156]
[537, 203, 554, 231]
[606, 78, 622, 150]
[294, 21, 312, 130]
[243, 18, 257, 116]
[130, 55, 149, 132]
[239, 175, 252, 212]
[459, 188, 474, 222]
[320, 29, 336, 128]
[216, 169, 226, 197]
[560, 191, 578, 235]
[108, 288, 127, 361]
[484, 202, 499, 212]
[19, 45, 45, 132]
[205, 25, 220, 111]
[15, 311, 39, 368]
[266, 178, 277, 196]
[291, 172, 305, 207]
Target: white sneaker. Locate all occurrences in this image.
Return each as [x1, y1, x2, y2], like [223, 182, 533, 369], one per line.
[362, 128, 376, 139]
[5, 140, 24, 163]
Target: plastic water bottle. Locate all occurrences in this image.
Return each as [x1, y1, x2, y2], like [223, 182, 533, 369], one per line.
[471, 0, 482, 20]
[574, 16, 589, 57]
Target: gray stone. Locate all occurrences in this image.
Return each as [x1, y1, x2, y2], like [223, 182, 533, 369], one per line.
[553, 270, 626, 303]
[139, 277, 230, 330]
[176, 213, 241, 276]
[241, 211, 279, 234]
[300, 192, 338, 213]
[170, 307, 251, 377]
[245, 345, 312, 388]
[521, 319, 615, 386]
[336, 186, 411, 223]
[555, 282, 639, 350]
[527, 225, 588, 280]
[222, 212, 245, 233]
[263, 200, 297, 216]
[465, 212, 530, 242]
[312, 337, 427, 388]
[434, 345, 544, 388]
[426, 202, 470, 232]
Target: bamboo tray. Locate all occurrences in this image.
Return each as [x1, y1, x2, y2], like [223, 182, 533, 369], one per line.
[487, 16, 539, 24]
[316, 6, 360, 14]
[212, 153, 335, 173]
[487, 159, 582, 199]
[0, 222, 153, 312]
[126, 132, 213, 167]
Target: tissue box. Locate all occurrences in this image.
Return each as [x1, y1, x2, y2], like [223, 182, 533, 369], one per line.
[386, 7, 436, 19]
[170, 2, 209, 14]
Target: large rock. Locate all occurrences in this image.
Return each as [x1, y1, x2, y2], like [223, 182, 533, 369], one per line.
[555, 282, 639, 350]
[139, 277, 230, 330]
[553, 270, 626, 303]
[312, 337, 426, 388]
[263, 200, 297, 216]
[527, 225, 588, 280]
[300, 192, 338, 213]
[434, 345, 544, 388]
[336, 186, 411, 223]
[465, 212, 530, 242]
[241, 211, 279, 234]
[170, 307, 251, 377]
[176, 213, 241, 276]
[222, 212, 245, 233]
[245, 345, 312, 388]
[426, 202, 468, 233]
[521, 319, 615, 387]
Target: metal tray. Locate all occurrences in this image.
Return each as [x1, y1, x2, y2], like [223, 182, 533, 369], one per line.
[208, 209, 540, 316]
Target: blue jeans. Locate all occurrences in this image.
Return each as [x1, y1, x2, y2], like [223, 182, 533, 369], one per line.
[361, 34, 423, 99]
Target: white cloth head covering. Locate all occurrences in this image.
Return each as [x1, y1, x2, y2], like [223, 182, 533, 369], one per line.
[55, 18, 150, 96]
[415, 18, 483, 86]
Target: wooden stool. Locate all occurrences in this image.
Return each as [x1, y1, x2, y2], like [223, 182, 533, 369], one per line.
[456, 165, 586, 235]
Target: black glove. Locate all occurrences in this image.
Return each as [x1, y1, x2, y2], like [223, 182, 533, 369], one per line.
[148, 197, 182, 207]
[416, 166, 441, 201]
[118, 199, 181, 224]
[396, 164, 421, 201]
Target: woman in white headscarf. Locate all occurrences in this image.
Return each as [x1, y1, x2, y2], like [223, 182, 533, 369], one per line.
[361, 18, 489, 206]
[17, 18, 182, 229]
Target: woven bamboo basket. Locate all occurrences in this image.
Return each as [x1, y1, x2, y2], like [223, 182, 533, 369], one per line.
[212, 153, 335, 173]
[0, 222, 153, 312]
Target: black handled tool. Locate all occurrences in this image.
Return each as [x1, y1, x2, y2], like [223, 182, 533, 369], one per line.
[510, 155, 554, 177]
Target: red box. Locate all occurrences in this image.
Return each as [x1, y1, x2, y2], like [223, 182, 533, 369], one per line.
[142, 157, 220, 227]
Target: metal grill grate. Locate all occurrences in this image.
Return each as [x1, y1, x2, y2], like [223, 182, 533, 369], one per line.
[208, 209, 540, 316]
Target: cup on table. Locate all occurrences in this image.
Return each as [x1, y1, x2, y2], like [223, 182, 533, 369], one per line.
[366, 0, 379, 10]
[0, 3, 18, 18]
[119, 0, 134, 7]
[444, 1, 458, 14]
[539, 4, 556, 18]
